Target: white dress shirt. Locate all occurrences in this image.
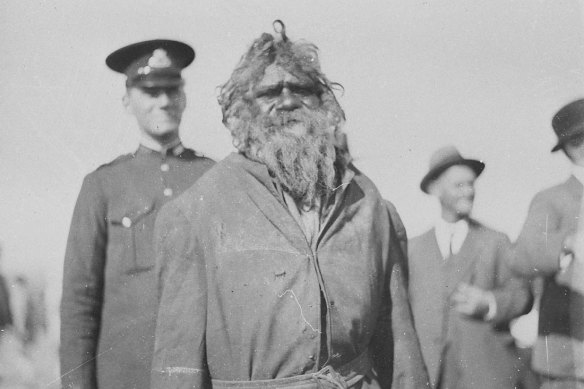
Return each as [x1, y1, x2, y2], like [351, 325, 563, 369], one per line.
[434, 218, 469, 259]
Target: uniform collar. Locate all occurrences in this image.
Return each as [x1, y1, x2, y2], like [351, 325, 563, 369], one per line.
[139, 136, 184, 156]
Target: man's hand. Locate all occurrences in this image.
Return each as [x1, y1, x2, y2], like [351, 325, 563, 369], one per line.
[561, 231, 584, 265]
[451, 283, 495, 320]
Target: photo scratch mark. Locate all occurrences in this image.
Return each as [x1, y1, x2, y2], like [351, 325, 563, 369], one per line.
[47, 346, 113, 386]
[278, 289, 321, 333]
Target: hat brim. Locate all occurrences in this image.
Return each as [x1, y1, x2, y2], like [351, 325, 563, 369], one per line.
[106, 39, 195, 73]
[420, 159, 485, 193]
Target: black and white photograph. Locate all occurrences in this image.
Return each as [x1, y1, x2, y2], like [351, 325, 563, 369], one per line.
[1, 1, 583, 388]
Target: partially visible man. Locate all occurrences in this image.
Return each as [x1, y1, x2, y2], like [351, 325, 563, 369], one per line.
[60, 40, 214, 389]
[512, 98, 584, 389]
[151, 21, 428, 388]
[408, 146, 533, 389]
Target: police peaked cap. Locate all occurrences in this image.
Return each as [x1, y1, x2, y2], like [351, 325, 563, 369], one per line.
[106, 39, 195, 88]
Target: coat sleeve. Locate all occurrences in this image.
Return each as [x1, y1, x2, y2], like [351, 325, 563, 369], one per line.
[370, 201, 430, 388]
[151, 202, 210, 389]
[512, 192, 565, 278]
[489, 235, 534, 325]
[60, 174, 106, 389]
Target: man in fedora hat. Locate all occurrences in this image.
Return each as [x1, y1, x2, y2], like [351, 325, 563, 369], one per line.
[512, 98, 584, 388]
[408, 145, 532, 389]
[59, 40, 214, 389]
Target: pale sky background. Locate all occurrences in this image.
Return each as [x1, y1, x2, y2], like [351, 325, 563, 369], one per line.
[1, 0, 584, 315]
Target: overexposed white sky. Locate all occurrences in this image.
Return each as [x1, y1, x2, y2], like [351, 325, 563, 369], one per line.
[1, 0, 583, 294]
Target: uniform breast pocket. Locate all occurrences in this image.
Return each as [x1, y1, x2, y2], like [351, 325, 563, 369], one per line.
[109, 202, 157, 274]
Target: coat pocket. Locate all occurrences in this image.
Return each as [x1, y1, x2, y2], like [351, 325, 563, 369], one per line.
[109, 202, 157, 274]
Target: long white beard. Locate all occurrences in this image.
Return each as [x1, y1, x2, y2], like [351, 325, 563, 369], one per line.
[247, 109, 338, 206]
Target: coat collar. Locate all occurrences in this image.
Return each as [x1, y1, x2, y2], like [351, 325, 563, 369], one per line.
[566, 175, 584, 201]
[221, 152, 356, 253]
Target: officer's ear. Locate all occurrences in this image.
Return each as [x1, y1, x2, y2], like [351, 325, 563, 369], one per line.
[122, 90, 133, 115]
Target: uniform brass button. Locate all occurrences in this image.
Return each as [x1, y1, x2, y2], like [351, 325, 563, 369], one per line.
[160, 163, 170, 172]
[308, 354, 315, 360]
[122, 217, 132, 228]
[163, 188, 173, 197]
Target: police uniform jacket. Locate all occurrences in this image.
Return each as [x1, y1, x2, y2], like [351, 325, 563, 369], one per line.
[408, 221, 532, 389]
[151, 153, 429, 389]
[512, 175, 584, 381]
[60, 145, 214, 389]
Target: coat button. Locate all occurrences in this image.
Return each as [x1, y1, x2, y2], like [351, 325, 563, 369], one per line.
[160, 163, 170, 172]
[122, 217, 132, 228]
[163, 188, 173, 197]
[308, 354, 315, 360]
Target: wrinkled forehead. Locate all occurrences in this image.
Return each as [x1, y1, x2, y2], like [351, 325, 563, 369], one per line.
[255, 63, 317, 90]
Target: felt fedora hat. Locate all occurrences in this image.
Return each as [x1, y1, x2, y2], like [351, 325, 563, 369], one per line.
[551, 98, 584, 152]
[420, 145, 485, 193]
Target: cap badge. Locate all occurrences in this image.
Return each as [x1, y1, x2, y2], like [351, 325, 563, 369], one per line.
[148, 49, 172, 68]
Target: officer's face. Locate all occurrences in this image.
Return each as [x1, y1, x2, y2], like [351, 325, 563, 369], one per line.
[431, 165, 477, 221]
[253, 64, 321, 136]
[123, 85, 186, 142]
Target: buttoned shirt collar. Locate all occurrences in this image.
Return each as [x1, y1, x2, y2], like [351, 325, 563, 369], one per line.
[139, 135, 184, 156]
[572, 164, 584, 185]
[434, 217, 469, 259]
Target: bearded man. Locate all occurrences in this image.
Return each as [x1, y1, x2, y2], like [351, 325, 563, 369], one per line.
[151, 21, 428, 389]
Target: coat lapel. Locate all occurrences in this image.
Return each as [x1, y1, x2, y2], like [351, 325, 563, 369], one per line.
[225, 153, 311, 255]
[443, 222, 483, 297]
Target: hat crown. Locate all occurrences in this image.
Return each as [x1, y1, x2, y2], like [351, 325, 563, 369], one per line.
[552, 98, 584, 137]
[428, 145, 464, 170]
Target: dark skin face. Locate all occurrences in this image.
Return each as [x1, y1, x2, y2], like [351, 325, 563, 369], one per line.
[253, 64, 322, 135]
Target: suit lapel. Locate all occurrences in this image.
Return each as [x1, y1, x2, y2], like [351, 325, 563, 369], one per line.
[444, 222, 483, 297]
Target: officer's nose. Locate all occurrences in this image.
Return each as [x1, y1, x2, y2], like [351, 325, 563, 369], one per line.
[157, 91, 172, 107]
[275, 88, 301, 112]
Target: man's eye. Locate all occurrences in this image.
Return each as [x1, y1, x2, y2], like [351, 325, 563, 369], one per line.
[256, 88, 281, 99]
[289, 85, 317, 96]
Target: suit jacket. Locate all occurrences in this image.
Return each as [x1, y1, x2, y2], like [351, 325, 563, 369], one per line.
[512, 175, 584, 381]
[60, 145, 214, 389]
[151, 153, 429, 388]
[408, 220, 532, 389]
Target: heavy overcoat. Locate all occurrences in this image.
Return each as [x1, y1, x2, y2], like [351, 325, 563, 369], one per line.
[151, 153, 429, 389]
[512, 175, 584, 381]
[60, 146, 214, 389]
[408, 221, 532, 389]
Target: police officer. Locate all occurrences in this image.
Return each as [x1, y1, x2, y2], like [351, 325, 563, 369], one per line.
[59, 40, 214, 389]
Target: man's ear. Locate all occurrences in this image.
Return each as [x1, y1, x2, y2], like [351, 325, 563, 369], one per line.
[122, 91, 132, 114]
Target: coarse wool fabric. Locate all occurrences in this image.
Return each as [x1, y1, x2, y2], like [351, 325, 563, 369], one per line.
[60, 146, 215, 389]
[151, 153, 429, 389]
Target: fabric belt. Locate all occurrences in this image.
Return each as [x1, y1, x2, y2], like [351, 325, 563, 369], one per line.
[211, 349, 373, 389]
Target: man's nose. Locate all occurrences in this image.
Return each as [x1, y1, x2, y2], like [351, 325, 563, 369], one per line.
[462, 185, 475, 197]
[275, 88, 301, 112]
[156, 91, 172, 107]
